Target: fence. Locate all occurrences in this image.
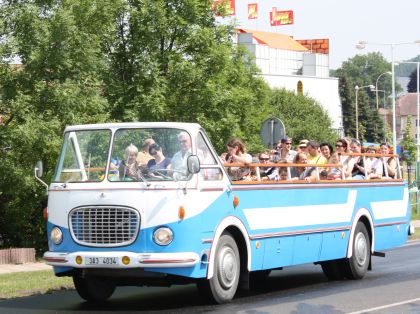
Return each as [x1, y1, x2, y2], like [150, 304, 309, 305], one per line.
[0, 248, 36, 264]
[409, 186, 420, 216]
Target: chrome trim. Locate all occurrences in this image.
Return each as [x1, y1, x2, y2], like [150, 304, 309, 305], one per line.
[43, 251, 199, 268]
[69, 205, 140, 247]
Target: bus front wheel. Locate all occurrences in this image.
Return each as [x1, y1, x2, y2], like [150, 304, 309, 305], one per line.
[197, 232, 240, 304]
[73, 275, 116, 302]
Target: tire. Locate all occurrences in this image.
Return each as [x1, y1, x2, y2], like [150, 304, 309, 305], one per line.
[73, 276, 116, 302]
[198, 232, 240, 304]
[343, 222, 371, 279]
[249, 269, 271, 289]
[320, 260, 346, 280]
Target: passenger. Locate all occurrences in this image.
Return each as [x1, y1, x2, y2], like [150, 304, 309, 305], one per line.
[320, 142, 333, 160]
[365, 145, 383, 179]
[276, 137, 297, 163]
[224, 138, 252, 181]
[136, 138, 155, 166]
[306, 141, 328, 165]
[327, 152, 342, 180]
[259, 152, 277, 180]
[278, 167, 289, 181]
[335, 138, 349, 164]
[170, 131, 193, 178]
[345, 139, 365, 180]
[119, 144, 140, 180]
[297, 139, 309, 154]
[147, 143, 171, 170]
[380, 143, 396, 178]
[290, 152, 308, 180]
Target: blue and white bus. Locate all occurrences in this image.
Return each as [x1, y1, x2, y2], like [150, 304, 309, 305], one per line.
[38, 122, 412, 303]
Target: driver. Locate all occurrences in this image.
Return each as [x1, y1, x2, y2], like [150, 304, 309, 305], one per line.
[170, 131, 192, 179]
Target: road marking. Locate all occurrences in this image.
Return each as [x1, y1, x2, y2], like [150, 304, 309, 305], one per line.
[348, 297, 420, 313]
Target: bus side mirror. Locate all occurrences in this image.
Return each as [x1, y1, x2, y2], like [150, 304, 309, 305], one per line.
[187, 155, 200, 174]
[35, 160, 44, 178]
[34, 160, 48, 194]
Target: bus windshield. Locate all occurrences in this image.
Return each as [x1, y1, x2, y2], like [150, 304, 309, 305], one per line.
[53, 129, 111, 183]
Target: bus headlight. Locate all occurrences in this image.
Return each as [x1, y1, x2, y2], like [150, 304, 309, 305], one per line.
[153, 227, 173, 246]
[50, 227, 63, 245]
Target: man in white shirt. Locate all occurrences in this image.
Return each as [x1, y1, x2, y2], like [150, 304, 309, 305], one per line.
[170, 131, 193, 179]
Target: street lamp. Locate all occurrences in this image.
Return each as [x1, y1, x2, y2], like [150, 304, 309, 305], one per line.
[375, 71, 392, 110]
[355, 84, 375, 140]
[356, 40, 420, 151]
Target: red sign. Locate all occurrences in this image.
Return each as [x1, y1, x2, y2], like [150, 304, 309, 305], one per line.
[270, 8, 294, 26]
[248, 3, 258, 19]
[213, 0, 235, 16]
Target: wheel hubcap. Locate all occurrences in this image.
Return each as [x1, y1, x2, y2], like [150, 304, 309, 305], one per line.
[354, 232, 367, 266]
[217, 246, 238, 289]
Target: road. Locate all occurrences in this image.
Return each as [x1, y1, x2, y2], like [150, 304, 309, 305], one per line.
[1, 241, 420, 314]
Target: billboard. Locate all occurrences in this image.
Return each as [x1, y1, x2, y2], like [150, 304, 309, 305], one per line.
[270, 8, 294, 26]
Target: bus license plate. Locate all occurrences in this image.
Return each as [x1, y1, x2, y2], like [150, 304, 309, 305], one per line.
[85, 257, 118, 265]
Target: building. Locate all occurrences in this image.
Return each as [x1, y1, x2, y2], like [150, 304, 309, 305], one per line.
[397, 93, 420, 141]
[237, 29, 343, 134]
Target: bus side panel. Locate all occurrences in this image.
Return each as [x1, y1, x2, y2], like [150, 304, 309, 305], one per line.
[319, 231, 350, 261]
[374, 224, 408, 251]
[293, 233, 322, 264]
[261, 236, 294, 269]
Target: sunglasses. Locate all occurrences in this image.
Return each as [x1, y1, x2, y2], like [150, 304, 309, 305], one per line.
[259, 158, 269, 161]
[285, 142, 292, 145]
[336, 144, 344, 147]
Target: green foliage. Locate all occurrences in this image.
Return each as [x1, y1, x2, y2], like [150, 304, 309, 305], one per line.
[407, 68, 419, 93]
[334, 53, 389, 142]
[401, 116, 417, 166]
[267, 89, 338, 145]
[0, 0, 336, 254]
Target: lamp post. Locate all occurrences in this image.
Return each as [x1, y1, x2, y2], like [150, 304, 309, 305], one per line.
[356, 40, 420, 151]
[372, 88, 388, 138]
[375, 71, 392, 110]
[355, 84, 375, 140]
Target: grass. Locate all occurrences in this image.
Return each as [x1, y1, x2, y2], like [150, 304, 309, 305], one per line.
[0, 270, 73, 299]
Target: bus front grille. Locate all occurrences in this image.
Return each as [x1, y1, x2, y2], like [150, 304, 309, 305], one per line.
[69, 206, 140, 247]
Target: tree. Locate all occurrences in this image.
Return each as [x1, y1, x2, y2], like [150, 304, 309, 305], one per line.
[407, 68, 419, 93]
[334, 53, 390, 141]
[400, 116, 417, 182]
[268, 89, 338, 145]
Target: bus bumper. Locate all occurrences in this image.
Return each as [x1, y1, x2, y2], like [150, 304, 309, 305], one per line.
[43, 251, 200, 268]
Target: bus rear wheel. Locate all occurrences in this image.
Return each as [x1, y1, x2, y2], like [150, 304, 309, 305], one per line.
[343, 222, 371, 279]
[73, 275, 116, 302]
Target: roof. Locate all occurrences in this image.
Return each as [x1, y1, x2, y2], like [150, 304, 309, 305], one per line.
[64, 122, 202, 133]
[238, 28, 308, 52]
[397, 93, 420, 116]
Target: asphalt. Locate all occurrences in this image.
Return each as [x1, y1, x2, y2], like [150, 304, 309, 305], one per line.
[1, 220, 420, 275]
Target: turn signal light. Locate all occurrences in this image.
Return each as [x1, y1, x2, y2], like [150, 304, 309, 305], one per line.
[43, 207, 48, 221]
[179, 206, 185, 220]
[122, 256, 130, 265]
[233, 195, 239, 208]
[75, 256, 83, 265]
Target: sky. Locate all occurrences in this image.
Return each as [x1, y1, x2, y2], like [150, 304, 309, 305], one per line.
[220, 0, 420, 69]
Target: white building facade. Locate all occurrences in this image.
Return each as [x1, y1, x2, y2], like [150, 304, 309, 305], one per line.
[237, 30, 343, 134]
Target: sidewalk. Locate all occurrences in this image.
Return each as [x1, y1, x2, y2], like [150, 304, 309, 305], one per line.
[0, 262, 52, 275]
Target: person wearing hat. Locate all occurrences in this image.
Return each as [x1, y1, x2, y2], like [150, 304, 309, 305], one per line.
[276, 137, 297, 163]
[298, 139, 309, 154]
